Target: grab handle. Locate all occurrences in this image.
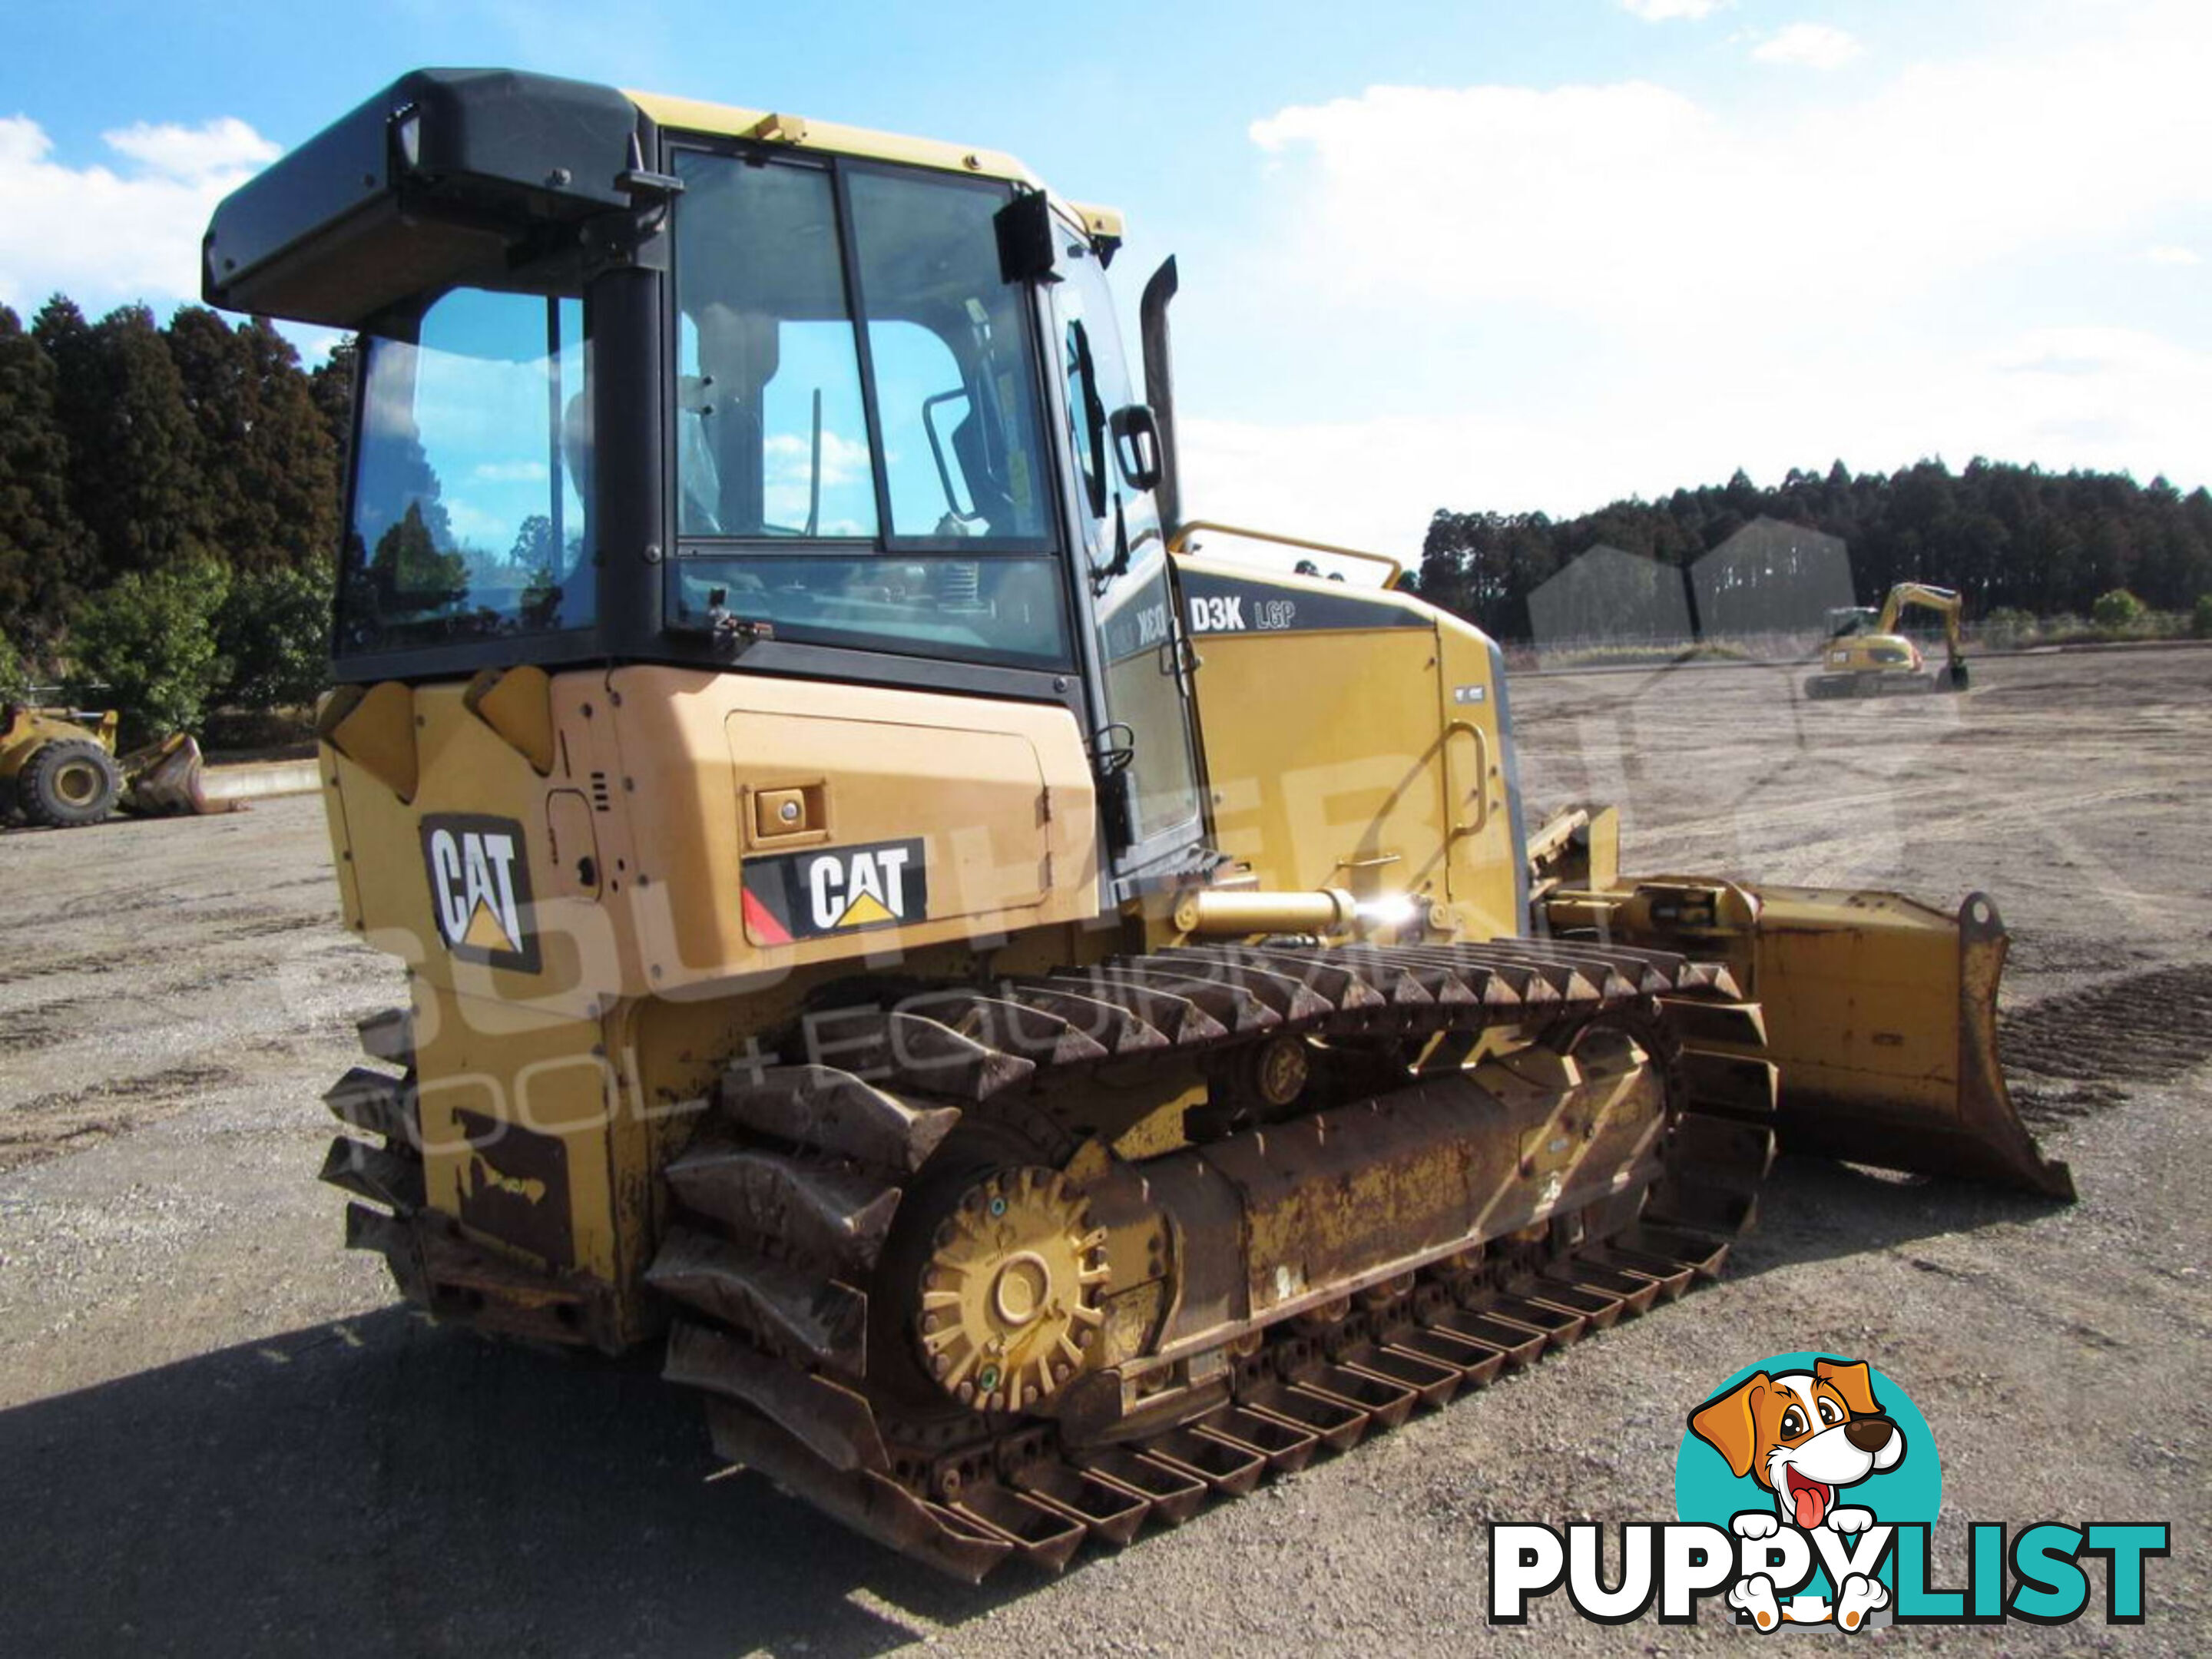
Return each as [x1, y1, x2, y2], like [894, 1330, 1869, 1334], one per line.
[1444, 720, 1490, 841]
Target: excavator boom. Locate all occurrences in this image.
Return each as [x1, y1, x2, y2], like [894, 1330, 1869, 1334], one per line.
[1874, 581, 1962, 634]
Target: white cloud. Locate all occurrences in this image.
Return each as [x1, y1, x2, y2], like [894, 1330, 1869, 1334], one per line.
[442, 499, 518, 555]
[1249, 80, 1737, 319]
[1247, 15, 2212, 340]
[2146, 244, 2202, 266]
[1181, 321, 2212, 561]
[1620, 0, 1723, 20]
[1200, 5, 2212, 544]
[1178, 414, 1503, 572]
[0, 114, 279, 314]
[1987, 326, 2212, 459]
[472, 461, 551, 484]
[101, 117, 279, 180]
[1752, 23, 1865, 68]
[765, 429, 872, 487]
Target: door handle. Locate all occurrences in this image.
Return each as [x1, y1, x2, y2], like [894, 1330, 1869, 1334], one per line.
[1443, 720, 1490, 841]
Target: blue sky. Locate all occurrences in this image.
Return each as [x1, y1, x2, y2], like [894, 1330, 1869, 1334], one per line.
[3, 0, 2207, 558]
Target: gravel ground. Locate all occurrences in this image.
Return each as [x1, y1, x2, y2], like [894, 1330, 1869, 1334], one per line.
[1, 646, 2206, 1655]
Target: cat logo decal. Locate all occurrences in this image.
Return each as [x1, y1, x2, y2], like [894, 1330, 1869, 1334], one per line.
[743, 836, 929, 945]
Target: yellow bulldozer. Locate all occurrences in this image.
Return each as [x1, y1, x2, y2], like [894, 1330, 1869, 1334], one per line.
[1805, 581, 1970, 699]
[204, 70, 2072, 1579]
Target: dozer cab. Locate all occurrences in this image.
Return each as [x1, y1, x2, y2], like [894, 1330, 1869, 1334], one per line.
[1806, 581, 1970, 699]
[205, 69, 2071, 1580]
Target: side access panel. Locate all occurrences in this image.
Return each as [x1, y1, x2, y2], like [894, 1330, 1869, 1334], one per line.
[1180, 559, 1521, 938]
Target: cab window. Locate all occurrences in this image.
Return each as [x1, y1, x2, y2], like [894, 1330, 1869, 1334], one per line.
[340, 288, 592, 653]
[668, 150, 1069, 671]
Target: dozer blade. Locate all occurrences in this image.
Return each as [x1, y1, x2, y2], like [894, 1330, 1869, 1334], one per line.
[1705, 887, 2072, 1199]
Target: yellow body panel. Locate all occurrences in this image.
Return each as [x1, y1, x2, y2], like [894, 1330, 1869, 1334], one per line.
[1176, 558, 1523, 942]
[1747, 888, 1965, 1118]
[328, 666, 1100, 1004]
[626, 90, 1042, 187]
[412, 1005, 624, 1277]
[1817, 633, 1926, 677]
[322, 664, 1103, 1310]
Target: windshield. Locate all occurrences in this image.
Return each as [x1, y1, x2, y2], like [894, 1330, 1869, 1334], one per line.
[339, 288, 593, 655]
[667, 148, 1069, 672]
[1828, 606, 1879, 638]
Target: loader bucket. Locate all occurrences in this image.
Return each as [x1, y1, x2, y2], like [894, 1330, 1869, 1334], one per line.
[120, 733, 220, 816]
[1738, 887, 2072, 1199]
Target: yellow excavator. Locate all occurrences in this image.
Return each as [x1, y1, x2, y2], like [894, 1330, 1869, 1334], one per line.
[204, 70, 2071, 1580]
[1805, 581, 1969, 699]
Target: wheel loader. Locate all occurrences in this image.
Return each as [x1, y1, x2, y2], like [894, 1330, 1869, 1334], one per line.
[0, 702, 255, 826]
[0, 704, 125, 827]
[204, 69, 2072, 1580]
[1806, 581, 1970, 698]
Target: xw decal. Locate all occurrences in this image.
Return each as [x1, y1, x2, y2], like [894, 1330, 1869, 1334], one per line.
[743, 836, 929, 945]
[421, 814, 541, 972]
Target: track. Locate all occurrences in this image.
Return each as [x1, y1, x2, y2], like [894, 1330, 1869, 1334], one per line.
[325, 935, 1777, 1581]
[8, 655, 2204, 1651]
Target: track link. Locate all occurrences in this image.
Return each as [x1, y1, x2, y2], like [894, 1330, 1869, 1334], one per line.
[637, 935, 1778, 1580]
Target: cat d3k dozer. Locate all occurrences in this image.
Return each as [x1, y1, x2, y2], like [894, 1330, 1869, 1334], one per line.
[206, 70, 2073, 1580]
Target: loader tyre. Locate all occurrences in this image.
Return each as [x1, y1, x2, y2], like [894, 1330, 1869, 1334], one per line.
[19, 739, 121, 828]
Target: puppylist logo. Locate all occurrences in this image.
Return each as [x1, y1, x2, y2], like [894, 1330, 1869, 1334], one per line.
[1489, 1352, 2167, 1631]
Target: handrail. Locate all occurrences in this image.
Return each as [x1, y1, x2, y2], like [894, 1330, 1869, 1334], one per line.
[1442, 719, 1490, 840]
[1167, 519, 1406, 590]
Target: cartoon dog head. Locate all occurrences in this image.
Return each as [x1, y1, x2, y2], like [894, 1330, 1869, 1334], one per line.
[1688, 1358, 1905, 1530]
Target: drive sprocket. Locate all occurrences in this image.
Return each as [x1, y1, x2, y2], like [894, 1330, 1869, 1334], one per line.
[914, 1167, 1109, 1415]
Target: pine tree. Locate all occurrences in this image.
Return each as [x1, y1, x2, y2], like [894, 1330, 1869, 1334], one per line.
[168, 308, 341, 573]
[29, 295, 91, 362]
[310, 336, 357, 475]
[0, 304, 97, 639]
[31, 295, 99, 582]
[41, 302, 215, 581]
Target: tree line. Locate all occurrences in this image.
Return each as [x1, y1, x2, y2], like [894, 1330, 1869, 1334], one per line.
[1415, 459, 2212, 644]
[8, 291, 2212, 733]
[0, 296, 355, 736]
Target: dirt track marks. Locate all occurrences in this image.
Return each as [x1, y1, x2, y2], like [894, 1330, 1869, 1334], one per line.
[1999, 965, 2212, 1125]
[0, 952, 127, 989]
[0, 1064, 246, 1174]
[0, 997, 111, 1056]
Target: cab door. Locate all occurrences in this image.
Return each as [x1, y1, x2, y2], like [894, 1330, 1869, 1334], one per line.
[1047, 232, 1207, 883]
